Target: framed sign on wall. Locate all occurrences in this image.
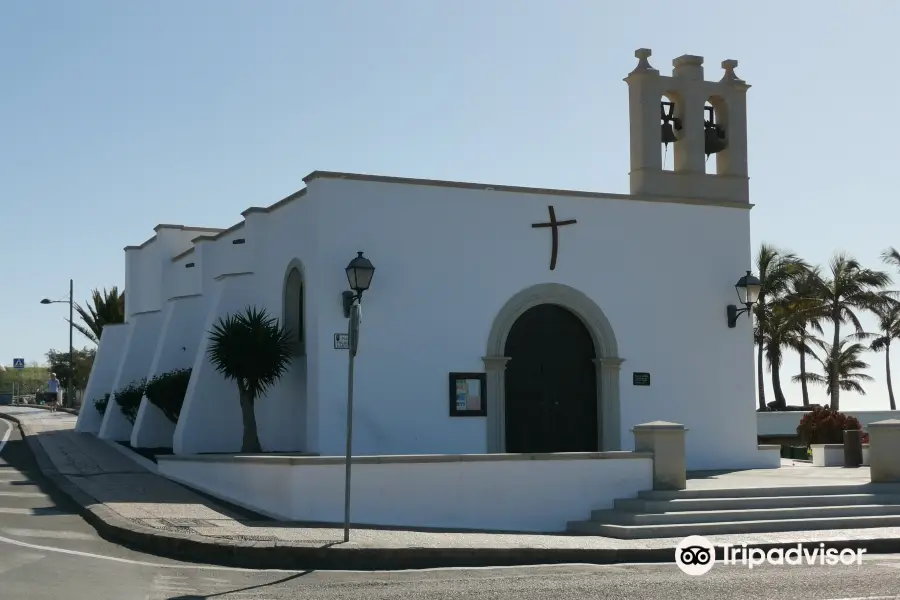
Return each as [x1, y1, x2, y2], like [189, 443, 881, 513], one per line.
[448, 372, 487, 417]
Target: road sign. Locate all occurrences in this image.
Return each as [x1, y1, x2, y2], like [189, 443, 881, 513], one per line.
[12, 358, 24, 369]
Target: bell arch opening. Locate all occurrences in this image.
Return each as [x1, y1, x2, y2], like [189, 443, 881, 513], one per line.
[705, 95, 729, 175]
[482, 283, 624, 454]
[661, 91, 683, 172]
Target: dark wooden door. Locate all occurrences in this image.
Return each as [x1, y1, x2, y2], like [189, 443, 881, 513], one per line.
[504, 304, 598, 453]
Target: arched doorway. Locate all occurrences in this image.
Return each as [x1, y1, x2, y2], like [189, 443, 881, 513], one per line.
[483, 283, 623, 454]
[504, 304, 598, 453]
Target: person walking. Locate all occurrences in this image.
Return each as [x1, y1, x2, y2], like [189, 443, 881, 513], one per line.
[47, 373, 61, 412]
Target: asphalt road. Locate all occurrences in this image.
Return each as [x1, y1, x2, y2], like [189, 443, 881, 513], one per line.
[1, 413, 900, 599]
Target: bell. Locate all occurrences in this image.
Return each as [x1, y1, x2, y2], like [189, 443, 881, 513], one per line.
[662, 123, 677, 145]
[705, 123, 728, 155]
[660, 101, 682, 146]
[661, 116, 682, 145]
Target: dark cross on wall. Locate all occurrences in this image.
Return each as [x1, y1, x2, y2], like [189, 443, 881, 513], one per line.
[532, 205, 576, 270]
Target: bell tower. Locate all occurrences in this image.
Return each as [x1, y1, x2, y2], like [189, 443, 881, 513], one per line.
[624, 49, 750, 203]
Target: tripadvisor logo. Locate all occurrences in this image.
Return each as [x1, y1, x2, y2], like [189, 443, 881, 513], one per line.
[675, 536, 866, 575]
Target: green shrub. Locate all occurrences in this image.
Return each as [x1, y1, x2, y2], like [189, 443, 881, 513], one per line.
[113, 378, 147, 424]
[796, 406, 862, 446]
[144, 368, 192, 424]
[94, 393, 110, 416]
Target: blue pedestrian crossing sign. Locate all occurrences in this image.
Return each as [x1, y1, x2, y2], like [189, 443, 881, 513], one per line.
[12, 358, 24, 369]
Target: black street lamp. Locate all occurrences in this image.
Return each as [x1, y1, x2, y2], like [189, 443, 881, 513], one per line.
[40, 278, 74, 407]
[340, 251, 375, 544]
[726, 270, 762, 328]
[341, 252, 376, 318]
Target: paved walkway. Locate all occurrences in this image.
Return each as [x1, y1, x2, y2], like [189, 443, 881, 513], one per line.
[2, 406, 900, 567]
[686, 461, 873, 489]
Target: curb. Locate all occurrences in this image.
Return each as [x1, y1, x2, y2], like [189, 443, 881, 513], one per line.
[13, 404, 79, 415]
[2, 413, 900, 570]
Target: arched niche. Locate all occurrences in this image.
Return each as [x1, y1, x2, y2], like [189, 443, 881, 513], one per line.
[283, 260, 305, 356]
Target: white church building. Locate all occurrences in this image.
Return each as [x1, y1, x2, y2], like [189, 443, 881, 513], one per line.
[76, 49, 778, 532]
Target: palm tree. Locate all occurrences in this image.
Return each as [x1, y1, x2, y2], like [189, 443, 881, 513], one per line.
[752, 244, 807, 410]
[69, 287, 126, 344]
[859, 294, 900, 410]
[882, 246, 900, 273]
[813, 254, 891, 409]
[762, 292, 825, 408]
[207, 306, 292, 452]
[783, 268, 826, 407]
[762, 304, 798, 408]
[794, 338, 874, 398]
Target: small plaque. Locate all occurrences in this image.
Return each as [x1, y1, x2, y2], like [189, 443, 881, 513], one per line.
[633, 372, 651, 386]
[334, 334, 349, 350]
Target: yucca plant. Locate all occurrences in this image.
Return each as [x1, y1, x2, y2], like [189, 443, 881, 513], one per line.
[207, 306, 292, 452]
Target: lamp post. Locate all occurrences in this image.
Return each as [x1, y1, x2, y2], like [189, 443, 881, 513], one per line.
[40, 278, 74, 408]
[340, 252, 375, 543]
[726, 270, 762, 328]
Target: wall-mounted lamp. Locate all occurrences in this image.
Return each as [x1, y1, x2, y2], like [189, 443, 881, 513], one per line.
[341, 252, 375, 318]
[726, 270, 761, 328]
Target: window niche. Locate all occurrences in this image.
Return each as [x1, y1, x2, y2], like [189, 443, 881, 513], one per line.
[284, 266, 305, 355]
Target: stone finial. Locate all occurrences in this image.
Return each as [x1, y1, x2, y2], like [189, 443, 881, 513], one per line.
[630, 48, 658, 74]
[720, 59, 745, 84]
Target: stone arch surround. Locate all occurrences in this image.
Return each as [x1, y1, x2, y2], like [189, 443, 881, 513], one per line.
[482, 283, 624, 453]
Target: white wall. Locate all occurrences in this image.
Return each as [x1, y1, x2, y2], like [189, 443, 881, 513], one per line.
[100, 172, 761, 472]
[245, 203, 316, 453]
[75, 323, 130, 434]
[302, 176, 759, 470]
[98, 310, 163, 441]
[758, 410, 900, 437]
[158, 453, 653, 531]
[131, 294, 206, 448]
[173, 274, 258, 454]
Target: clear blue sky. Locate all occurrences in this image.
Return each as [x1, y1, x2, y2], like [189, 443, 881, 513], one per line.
[2, 1, 899, 410]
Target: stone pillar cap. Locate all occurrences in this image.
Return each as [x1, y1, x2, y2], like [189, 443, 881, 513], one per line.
[632, 421, 686, 430]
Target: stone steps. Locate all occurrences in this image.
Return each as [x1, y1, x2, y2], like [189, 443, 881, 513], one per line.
[613, 493, 900, 513]
[567, 484, 900, 539]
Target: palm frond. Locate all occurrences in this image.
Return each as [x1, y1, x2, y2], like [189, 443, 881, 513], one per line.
[206, 306, 292, 401]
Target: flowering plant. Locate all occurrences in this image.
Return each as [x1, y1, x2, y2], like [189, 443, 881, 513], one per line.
[796, 406, 862, 446]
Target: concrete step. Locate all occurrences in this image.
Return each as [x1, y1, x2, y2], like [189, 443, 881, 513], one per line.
[591, 503, 900, 525]
[636, 483, 900, 500]
[567, 513, 900, 539]
[614, 493, 900, 513]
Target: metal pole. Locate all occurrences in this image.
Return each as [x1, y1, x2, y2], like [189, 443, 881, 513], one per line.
[342, 344, 355, 542]
[343, 301, 360, 543]
[68, 278, 73, 408]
